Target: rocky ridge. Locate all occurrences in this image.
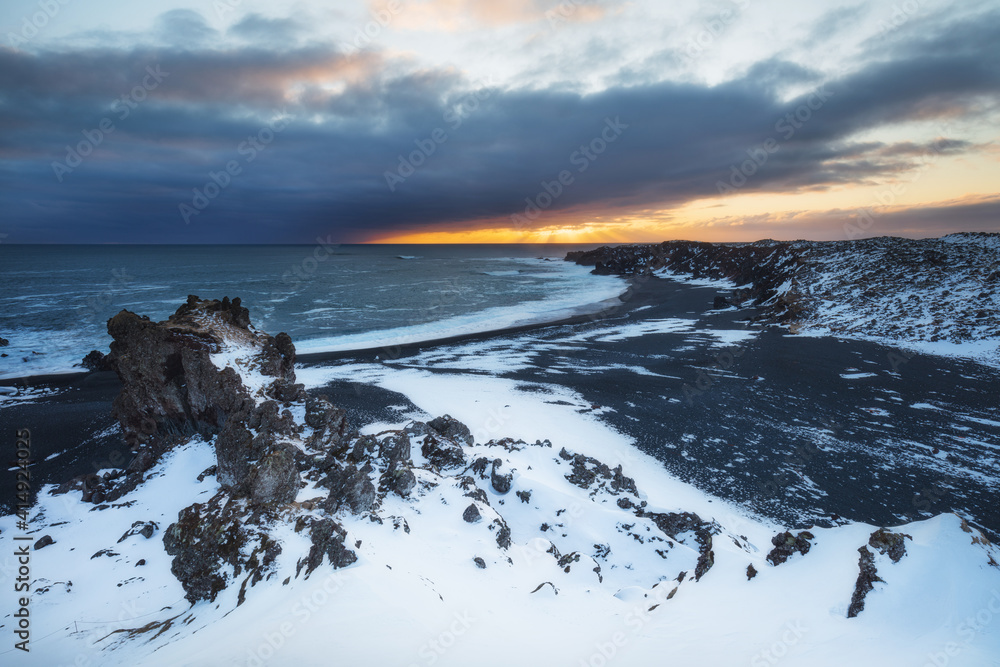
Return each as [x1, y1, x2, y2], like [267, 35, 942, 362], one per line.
[567, 233, 1000, 351]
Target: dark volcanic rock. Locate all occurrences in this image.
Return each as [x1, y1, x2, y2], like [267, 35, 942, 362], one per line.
[118, 520, 158, 543]
[848, 546, 883, 618]
[378, 432, 411, 469]
[305, 395, 350, 452]
[766, 530, 815, 566]
[81, 349, 114, 372]
[491, 459, 513, 494]
[33, 535, 54, 550]
[491, 517, 512, 550]
[105, 296, 302, 505]
[296, 517, 358, 579]
[243, 445, 300, 506]
[0, 336, 8, 346]
[421, 433, 466, 469]
[643, 511, 717, 581]
[868, 527, 910, 563]
[321, 462, 376, 515]
[381, 466, 417, 497]
[746, 563, 757, 580]
[558, 447, 638, 496]
[163, 497, 280, 603]
[463, 503, 482, 524]
[427, 415, 474, 446]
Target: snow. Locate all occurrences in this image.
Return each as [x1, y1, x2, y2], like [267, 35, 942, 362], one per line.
[3, 349, 999, 665]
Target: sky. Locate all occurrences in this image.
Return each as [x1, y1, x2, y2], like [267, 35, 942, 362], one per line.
[0, 0, 998, 244]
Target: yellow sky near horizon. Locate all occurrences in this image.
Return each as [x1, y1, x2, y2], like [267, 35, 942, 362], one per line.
[371, 150, 1000, 243]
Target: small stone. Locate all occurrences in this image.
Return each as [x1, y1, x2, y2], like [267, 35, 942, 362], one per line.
[474, 557, 486, 569]
[463, 504, 482, 524]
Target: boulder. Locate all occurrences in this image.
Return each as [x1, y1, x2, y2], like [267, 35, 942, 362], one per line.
[427, 415, 474, 446]
[463, 504, 482, 524]
[868, 528, 910, 563]
[81, 350, 113, 372]
[321, 462, 376, 515]
[765, 530, 815, 566]
[118, 520, 159, 543]
[421, 433, 466, 469]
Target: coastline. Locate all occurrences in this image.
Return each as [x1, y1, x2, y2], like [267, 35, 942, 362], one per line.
[4, 273, 1000, 537]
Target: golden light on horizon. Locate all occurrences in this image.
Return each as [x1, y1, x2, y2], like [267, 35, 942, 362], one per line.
[366, 150, 1000, 244]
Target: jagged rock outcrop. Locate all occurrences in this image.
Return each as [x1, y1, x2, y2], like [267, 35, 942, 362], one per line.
[567, 234, 1000, 344]
[162, 495, 281, 604]
[766, 530, 815, 566]
[86, 295, 838, 609]
[320, 462, 377, 515]
[642, 511, 718, 581]
[428, 415, 474, 445]
[421, 432, 467, 469]
[868, 527, 910, 563]
[558, 447, 638, 496]
[102, 296, 307, 506]
[848, 546, 882, 618]
[295, 517, 358, 579]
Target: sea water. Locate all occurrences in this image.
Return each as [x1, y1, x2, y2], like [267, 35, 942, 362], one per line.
[0, 244, 625, 379]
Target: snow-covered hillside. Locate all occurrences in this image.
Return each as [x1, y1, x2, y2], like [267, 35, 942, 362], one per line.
[2, 297, 1000, 666]
[569, 233, 1000, 365]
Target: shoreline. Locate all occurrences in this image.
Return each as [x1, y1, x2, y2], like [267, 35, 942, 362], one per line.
[3, 274, 1000, 538]
[0, 281, 643, 387]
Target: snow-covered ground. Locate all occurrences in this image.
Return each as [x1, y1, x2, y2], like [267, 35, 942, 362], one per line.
[591, 233, 1000, 367]
[3, 361, 999, 666]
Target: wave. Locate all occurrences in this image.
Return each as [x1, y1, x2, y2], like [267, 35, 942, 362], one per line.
[294, 269, 627, 355]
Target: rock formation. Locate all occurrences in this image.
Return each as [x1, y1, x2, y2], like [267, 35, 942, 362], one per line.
[55, 294, 955, 615]
[566, 233, 1000, 342]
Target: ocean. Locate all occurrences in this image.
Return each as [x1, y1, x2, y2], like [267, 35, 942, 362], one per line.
[0, 244, 626, 380]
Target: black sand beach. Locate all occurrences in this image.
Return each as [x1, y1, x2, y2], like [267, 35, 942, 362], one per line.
[4, 276, 998, 538]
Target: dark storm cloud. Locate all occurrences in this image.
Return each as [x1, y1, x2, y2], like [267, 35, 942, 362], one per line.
[0, 5, 998, 242]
